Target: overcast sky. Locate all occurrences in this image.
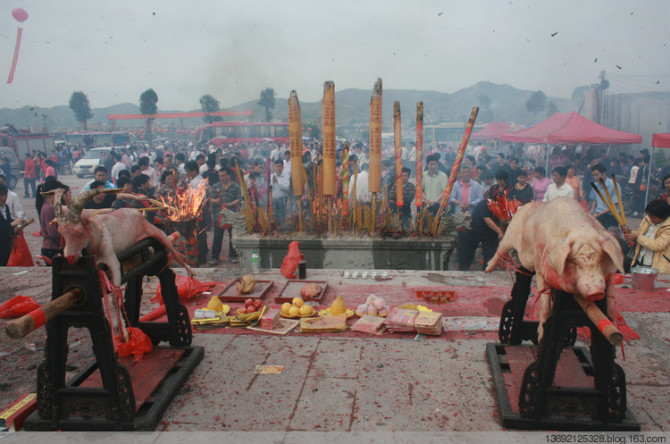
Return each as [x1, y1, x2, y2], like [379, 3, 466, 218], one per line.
[1, 0, 669, 110]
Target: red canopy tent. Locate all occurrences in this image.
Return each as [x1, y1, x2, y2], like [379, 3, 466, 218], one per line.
[652, 133, 670, 148]
[500, 112, 642, 144]
[470, 122, 512, 141]
[500, 111, 642, 172]
[643, 133, 670, 204]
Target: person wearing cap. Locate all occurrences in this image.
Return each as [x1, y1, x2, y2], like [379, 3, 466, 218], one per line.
[624, 199, 670, 274]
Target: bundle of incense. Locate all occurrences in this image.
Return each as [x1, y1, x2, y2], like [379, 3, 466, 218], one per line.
[611, 174, 627, 227]
[590, 179, 625, 227]
[393, 101, 404, 208]
[415, 101, 424, 211]
[430, 107, 480, 235]
[487, 194, 521, 224]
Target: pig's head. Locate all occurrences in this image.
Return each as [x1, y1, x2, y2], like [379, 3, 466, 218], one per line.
[54, 188, 102, 264]
[545, 233, 624, 301]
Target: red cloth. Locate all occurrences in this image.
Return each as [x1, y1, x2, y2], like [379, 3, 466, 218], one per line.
[0, 295, 40, 318]
[280, 241, 301, 279]
[7, 231, 34, 266]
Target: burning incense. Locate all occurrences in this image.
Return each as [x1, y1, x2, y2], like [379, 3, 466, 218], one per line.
[393, 101, 404, 208]
[415, 102, 424, 211]
[611, 174, 627, 227]
[369, 79, 383, 234]
[288, 90, 305, 197]
[591, 180, 625, 227]
[369, 78, 382, 193]
[322, 81, 336, 197]
[430, 106, 480, 235]
[342, 143, 350, 218]
[234, 158, 254, 232]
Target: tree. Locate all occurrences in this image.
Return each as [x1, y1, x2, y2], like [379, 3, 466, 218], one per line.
[140, 88, 158, 141]
[200, 94, 223, 124]
[546, 101, 559, 118]
[525, 90, 547, 116]
[258, 87, 275, 122]
[69, 91, 93, 130]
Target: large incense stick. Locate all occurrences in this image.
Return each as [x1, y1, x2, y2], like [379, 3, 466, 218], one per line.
[430, 106, 480, 235]
[590, 182, 624, 226]
[322, 81, 336, 197]
[288, 90, 305, 197]
[369, 78, 382, 193]
[393, 101, 404, 209]
[415, 101, 424, 212]
[611, 174, 627, 227]
[234, 158, 254, 232]
[342, 144, 350, 230]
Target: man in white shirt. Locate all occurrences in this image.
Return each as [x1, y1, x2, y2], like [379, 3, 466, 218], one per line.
[110, 153, 128, 184]
[544, 166, 575, 201]
[138, 156, 159, 189]
[271, 159, 291, 229]
[0, 174, 24, 219]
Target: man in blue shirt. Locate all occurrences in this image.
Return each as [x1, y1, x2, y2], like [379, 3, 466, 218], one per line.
[449, 165, 483, 214]
[589, 163, 618, 229]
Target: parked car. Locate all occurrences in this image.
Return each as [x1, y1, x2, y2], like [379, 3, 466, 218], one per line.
[0, 146, 20, 190]
[73, 146, 120, 178]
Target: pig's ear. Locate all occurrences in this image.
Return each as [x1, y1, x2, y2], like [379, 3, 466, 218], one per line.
[547, 239, 571, 276]
[601, 235, 624, 272]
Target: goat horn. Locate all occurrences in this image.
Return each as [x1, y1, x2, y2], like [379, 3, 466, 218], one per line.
[67, 188, 122, 222]
[51, 188, 67, 223]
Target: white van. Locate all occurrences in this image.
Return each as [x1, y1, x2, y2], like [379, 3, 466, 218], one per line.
[73, 146, 120, 178]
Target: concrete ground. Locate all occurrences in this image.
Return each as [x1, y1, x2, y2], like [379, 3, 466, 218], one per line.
[1, 175, 667, 443]
[1, 266, 668, 444]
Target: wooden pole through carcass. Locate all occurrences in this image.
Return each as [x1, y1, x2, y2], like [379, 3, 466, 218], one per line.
[572, 295, 624, 346]
[6, 289, 82, 339]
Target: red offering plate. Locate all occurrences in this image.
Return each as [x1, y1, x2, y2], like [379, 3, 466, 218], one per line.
[275, 280, 328, 304]
[211, 279, 274, 302]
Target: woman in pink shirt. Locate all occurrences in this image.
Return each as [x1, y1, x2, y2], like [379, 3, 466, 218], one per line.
[531, 167, 552, 201]
[43, 159, 57, 179]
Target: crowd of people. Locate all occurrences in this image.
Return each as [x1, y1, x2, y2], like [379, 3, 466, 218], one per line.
[2, 138, 670, 274]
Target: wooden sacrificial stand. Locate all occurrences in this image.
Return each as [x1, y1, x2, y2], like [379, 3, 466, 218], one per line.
[16, 238, 203, 431]
[487, 270, 640, 430]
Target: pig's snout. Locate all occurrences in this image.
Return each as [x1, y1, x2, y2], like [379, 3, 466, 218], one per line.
[66, 255, 79, 264]
[577, 274, 606, 301]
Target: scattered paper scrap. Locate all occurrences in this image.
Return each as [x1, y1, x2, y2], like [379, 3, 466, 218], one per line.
[255, 365, 284, 374]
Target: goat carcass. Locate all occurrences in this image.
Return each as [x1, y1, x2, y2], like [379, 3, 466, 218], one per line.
[53, 188, 195, 286]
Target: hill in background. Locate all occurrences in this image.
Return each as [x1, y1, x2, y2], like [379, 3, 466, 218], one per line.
[2, 81, 668, 143]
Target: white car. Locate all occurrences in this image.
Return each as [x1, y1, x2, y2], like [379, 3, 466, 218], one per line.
[73, 147, 119, 178]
